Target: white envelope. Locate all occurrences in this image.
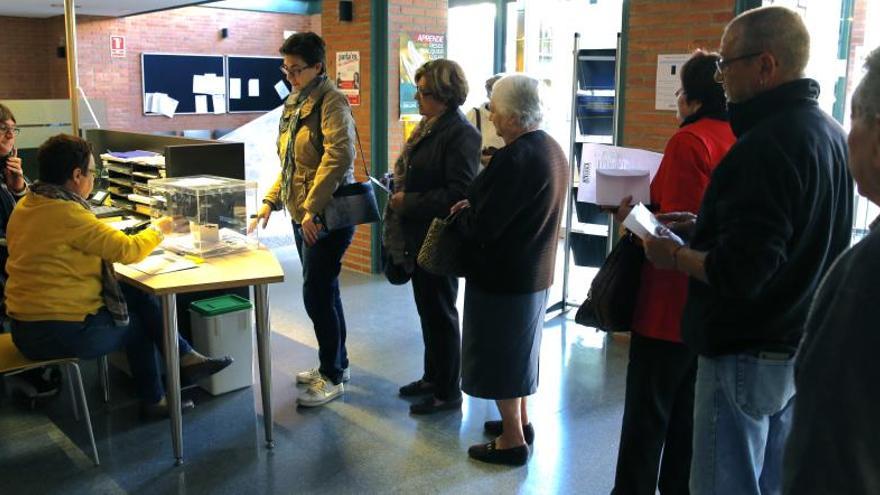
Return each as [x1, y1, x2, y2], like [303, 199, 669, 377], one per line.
[596, 169, 650, 206]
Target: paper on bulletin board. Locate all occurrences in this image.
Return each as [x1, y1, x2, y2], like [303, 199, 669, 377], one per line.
[399, 32, 446, 119]
[195, 94, 208, 114]
[335, 51, 361, 106]
[230, 78, 242, 99]
[655, 54, 690, 111]
[274, 80, 290, 99]
[248, 79, 260, 97]
[577, 143, 662, 206]
[212, 94, 226, 114]
[157, 94, 178, 118]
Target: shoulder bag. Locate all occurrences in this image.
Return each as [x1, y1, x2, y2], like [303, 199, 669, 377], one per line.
[416, 210, 466, 277]
[575, 232, 645, 332]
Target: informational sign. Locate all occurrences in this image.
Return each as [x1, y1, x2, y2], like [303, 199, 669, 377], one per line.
[110, 35, 125, 58]
[335, 51, 361, 106]
[655, 54, 690, 111]
[399, 32, 446, 119]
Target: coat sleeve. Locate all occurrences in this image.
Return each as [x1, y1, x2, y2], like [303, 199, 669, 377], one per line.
[67, 208, 162, 265]
[263, 172, 283, 211]
[302, 90, 357, 216]
[702, 142, 799, 299]
[400, 123, 480, 220]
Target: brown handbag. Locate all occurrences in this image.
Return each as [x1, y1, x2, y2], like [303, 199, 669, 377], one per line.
[575, 233, 645, 332]
[416, 211, 466, 277]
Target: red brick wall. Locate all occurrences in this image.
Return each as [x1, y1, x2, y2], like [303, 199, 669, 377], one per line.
[1, 8, 315, 131]
[0, 17, 56, 98]
[622, 0, 735, 152]
[321, 0, 373, 272]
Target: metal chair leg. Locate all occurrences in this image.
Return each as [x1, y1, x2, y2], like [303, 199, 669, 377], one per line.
[67, 366, 79, 421]
[68, 362, 100, 466]
[98, 355, 110, 403]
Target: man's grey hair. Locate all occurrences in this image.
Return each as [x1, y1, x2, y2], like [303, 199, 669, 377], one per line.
[729, 6, 810, 79]
[854, 47, 880, 120]
[490, 74, 543, 129]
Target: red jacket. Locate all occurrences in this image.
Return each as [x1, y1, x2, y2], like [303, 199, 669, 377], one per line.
[630, 116, 735, 342]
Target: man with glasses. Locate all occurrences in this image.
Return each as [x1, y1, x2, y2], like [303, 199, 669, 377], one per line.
[642, 6, 853, 494]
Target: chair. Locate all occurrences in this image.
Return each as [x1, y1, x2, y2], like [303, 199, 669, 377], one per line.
[0, 333, 100, 465]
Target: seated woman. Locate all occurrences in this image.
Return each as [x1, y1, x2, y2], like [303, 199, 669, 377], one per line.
[5, 134, 231, 417]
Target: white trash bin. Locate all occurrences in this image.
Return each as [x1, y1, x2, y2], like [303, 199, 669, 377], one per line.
[189, 294, 254, 396]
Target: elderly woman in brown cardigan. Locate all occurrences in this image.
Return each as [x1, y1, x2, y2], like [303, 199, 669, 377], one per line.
[451, 74, 567, 466]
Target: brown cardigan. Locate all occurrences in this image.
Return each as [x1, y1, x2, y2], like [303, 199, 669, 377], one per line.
[454, 130, 567, 294]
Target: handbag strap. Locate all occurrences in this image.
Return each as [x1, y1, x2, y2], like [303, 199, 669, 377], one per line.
[311, 91, 371, 182]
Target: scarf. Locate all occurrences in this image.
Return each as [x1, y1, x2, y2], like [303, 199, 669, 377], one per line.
[29, 181, 130, 326]
[382, 116, 438, 267]
[278, 75, 326, 207]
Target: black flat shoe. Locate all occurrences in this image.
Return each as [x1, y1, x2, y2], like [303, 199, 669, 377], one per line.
[468, 440, 529, 466]
[409, 395, 462, 415]
[141, 398, 195, 420]
[483, 420, 535, 445]
[399, 379, 435, 397]
[180, 356, 233, 384]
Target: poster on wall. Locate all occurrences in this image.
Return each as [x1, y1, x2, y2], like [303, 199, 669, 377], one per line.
[399, 32, 446, 119]
[336, 51, 361, 106]
[655, 54, 691, 111]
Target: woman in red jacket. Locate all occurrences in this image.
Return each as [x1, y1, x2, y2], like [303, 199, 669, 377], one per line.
[612, 50, 736, 495]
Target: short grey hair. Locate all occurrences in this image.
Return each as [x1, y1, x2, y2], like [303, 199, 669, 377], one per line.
[854, 47, 880, 120]
[490, 74, 543, 130]
[729, 6, 810, 79]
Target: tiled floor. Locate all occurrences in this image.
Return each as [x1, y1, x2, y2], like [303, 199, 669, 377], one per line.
[0, 245, 629, 494]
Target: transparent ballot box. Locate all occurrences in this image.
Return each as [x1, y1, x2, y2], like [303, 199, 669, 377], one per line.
[148, 175, 259, 257]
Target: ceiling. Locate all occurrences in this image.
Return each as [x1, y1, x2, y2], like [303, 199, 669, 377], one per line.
[0, 0, 214, 18]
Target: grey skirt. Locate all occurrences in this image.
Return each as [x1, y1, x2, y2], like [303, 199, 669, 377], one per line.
[461, 285, 549, 400]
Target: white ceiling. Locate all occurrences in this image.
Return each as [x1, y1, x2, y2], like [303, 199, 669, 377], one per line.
[0, 0, 212, 18]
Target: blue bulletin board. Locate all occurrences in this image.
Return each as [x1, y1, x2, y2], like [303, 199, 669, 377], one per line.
[226, 55, 292, 113]
[141, 53, 226, 115]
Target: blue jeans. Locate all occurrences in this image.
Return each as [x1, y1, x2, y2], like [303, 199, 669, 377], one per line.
[690, 353, 796, 495]
[293, 223, 355, 385]
[11, 284, 192, 404]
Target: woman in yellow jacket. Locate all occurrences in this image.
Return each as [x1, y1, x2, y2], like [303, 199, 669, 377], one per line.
[6, 134, 231, 416]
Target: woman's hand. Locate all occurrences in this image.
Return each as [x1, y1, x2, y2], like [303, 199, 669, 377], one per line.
[300, 212, 321, 247]
[613, 195, 634, 224]
[151, 216, 174, 235]
[643, 225, 685, 270]
[5, 150, 25, 193]
[248, 203, 272, 233]
[390, 192, 406, 211]
[656, 211, 697, 238]
[450, 199, 470, 215]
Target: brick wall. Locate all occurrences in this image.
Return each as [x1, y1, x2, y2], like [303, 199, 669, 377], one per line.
[622, 0, 735, 152]
[1, 7, 314, 131]
[321, 0, 373, 272]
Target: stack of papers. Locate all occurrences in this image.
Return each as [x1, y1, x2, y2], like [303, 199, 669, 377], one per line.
[128, 252, 198, 275]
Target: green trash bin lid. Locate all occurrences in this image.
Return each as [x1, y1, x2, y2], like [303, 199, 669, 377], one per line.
[190, 294, 253, 316]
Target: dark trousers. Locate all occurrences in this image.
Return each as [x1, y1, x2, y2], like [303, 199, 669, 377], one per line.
[613, 332, 697, 495]
[10, 284, 192, 404]
[293, 224, 355, 385]
[411, 265, 461, 401]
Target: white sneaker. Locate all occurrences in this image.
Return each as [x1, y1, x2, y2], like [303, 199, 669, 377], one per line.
[296, 366, 350, 384]
[297, 376, 344, 407]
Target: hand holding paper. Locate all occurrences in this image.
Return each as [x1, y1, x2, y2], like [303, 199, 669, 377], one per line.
[622, 203, 664, 240]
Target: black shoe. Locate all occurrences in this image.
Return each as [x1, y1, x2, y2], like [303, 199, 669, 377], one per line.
[399, 379, 435, 397]
[8, 367, 62, 400]
[468, 440, 529, 466]
[180, 356, 233, 384]
[140, 398, 195, 420]
[409, 395, 463, 415]
[484, 420, 535, 445]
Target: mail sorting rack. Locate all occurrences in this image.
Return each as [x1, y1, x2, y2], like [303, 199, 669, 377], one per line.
[149, 175, 259, 257]
[100, 152, 167, 216]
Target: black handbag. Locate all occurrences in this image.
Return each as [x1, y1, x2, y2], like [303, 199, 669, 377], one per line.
[319, 180, 380, 230]
[575, 233, 645, 332]
[416, 211, 466, 277]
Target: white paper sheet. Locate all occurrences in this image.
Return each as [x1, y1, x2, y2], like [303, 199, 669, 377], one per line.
[274, 80, 290, 99]
[577, 143, 663, 205]
[623, 203, 664, 240]
[212, 94, 226, 114]
[157, 94, 178, 118]
[229, 78, 242, 99]
[248, 78, 260, 97]
[206, 73, 225, 95]
[128, 253, 198, 275]
[192, 74, 209, 94]
[655, 54, 691, 111]
[195, 94, 208, 114]
[144, 93, 154, 113]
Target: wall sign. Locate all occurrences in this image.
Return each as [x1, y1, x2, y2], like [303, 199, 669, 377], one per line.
[336, 51, 361, 106]
[110, 35, 126, 58]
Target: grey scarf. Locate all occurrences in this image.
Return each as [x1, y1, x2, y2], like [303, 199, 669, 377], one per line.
[277, 75, 326, 207]
[29, 181, 130, 326]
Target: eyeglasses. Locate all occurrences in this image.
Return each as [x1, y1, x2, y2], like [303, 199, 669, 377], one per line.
[415, 87, 434, 98]
[0, 125, 20, 136]
[280, 64, 311, 76]
[715, 52, 763, 73]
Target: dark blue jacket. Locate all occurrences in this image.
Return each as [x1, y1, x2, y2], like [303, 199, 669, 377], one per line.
[682, 79, 854, 356]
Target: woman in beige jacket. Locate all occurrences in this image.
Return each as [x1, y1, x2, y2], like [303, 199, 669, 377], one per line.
[251, 32, 357, 408]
